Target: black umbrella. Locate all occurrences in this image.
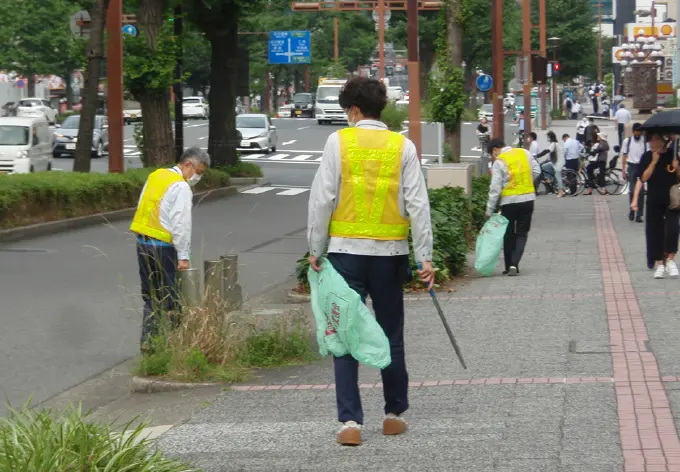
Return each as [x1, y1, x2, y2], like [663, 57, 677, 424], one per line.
[640, 110, 680, 134]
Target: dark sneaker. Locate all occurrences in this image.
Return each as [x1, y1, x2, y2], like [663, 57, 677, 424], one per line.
[636, 217, 643, 223]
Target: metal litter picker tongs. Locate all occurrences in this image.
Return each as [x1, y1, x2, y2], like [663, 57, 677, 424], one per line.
[418, 263, 467, 369]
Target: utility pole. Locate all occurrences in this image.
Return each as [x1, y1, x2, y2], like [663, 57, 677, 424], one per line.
[522, 0, 532, 142]
[407, 0, 421, 158]
[491, 0, 504, 141]
[334, 17, 339, 63]
[539, 0, 547, 130]
[106, 0, 123, 173]
[597, 3, 603, 83]
[173, 3, 184, 162]
[378, 0, 385, 80]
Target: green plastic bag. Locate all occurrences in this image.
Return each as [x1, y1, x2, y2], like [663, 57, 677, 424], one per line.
[474, 214, 509, 277]
[308, 258, 392, 369]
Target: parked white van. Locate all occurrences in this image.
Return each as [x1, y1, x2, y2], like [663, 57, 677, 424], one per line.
[0, 117, 52, 173]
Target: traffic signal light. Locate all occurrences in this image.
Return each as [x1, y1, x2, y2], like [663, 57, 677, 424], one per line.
[554, 62, 561, 75]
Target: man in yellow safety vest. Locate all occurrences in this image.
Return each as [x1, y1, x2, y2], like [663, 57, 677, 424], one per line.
[307, 77, 434, 446]
[486, 138, 541, 276]
[130, 147, 210, 352]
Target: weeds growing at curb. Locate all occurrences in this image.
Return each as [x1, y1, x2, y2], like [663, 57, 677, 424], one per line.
[135, 297, 315, 382]
[0, 402, 198, 471]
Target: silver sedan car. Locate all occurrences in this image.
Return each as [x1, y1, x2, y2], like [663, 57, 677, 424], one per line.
[237, 114, 277, 153]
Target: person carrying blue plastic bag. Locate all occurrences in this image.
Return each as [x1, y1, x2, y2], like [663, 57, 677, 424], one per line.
[307, 76, 434, 446]
[485, 138, 541, 276]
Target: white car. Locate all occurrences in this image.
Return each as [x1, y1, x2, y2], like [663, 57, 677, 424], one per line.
[0, 117, 53, 173]
[277, 104, 293, 118]
[123, 108, 142, 125]
[237, 114, 277, 153]
[478, 104, 494, 120]
[16, 98, 57, 125]
[182, 96, 209, 119]
[504, 93, 515, 108]
[387, 86, 404, 101]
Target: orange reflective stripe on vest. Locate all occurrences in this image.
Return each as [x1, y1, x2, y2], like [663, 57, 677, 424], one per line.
[129, 169, 186, 243]
[329, 127, 410, 240]
[498, 148, 535, 197]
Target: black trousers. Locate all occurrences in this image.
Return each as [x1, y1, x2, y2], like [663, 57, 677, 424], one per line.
[586, 161, 606, 188]
[645, 202, 680, 262]
[618, 123, 625, 147]
[136, 241, 179, 345]
[327, 252, 410, 425]
[500, 201, 534, 271]
[627, 163, 644, 219]
[565, 159, 579, 194]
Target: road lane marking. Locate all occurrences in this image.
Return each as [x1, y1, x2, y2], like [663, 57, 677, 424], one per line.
[240, 187, 276, 194]
[268, 154, 289, 160]
[313, 156, 322, 161]
[276, 188, 309, 196]
[198, 136, 208, 140]
[291, 154, 313, 161]
[246, 153, 266, 159]
[281, 140, 297, 146]
[297, 126, 311, 130]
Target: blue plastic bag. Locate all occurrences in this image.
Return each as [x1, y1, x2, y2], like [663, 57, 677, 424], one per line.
[308, 258, 392, 369]
[474, 214, 509, 277]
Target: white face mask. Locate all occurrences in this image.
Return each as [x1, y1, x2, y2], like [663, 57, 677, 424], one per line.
[188, 173, 202, 186]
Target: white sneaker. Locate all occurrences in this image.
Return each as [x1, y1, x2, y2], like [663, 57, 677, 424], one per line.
[654, 264, 666, 279]
[667, 260, 679, 278]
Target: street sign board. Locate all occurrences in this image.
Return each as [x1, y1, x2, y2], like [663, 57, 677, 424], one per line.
[122, 24, 137, 37]
[16, 79, 24, 89]
[268, 31, 311, 65]
[70, 10, 91, 39]
[476, 74, 493, 92]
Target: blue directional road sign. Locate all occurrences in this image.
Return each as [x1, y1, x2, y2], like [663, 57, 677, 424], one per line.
[476, 74, 493, 92]
[268, 31, 311, 65]
[122, 24, 137, 37]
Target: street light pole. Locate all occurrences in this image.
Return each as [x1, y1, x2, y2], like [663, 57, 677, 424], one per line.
[173, 3, 184, 162]
[407, 0, 421, 159]
[522, 0, 532, 142]
[539, 0, 547, 130]
[334, 17, 339, 63]
[491, 0, 504, 141]
[378, 0, 385, 80]
[597, 3, 603, 83]
[106, 0, 123, 173]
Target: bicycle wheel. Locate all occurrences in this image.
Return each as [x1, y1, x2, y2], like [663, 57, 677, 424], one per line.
[607, 168, 627, 195]
[561, 169, 582, 196]
[604, 169, 624, 195]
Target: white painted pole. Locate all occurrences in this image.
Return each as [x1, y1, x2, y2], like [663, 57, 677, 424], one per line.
[437, 122, 444, 165]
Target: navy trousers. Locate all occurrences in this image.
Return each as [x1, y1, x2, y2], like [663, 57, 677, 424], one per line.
[136, 239, 179, 345]
[327, 252, 410, 425]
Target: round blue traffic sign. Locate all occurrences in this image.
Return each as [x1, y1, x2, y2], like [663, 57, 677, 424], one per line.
[476, 74, 493, 92]
[16, 79, 24, 89]
[122, 24, 137, 37]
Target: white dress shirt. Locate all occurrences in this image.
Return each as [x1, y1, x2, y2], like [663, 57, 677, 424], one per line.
[529, 140, 539, 159]
[136, 166, 193, 260]
[615, 107, 632, 125]
[622, 136, 645, 164]
[307, 120, 433, 263]
[563, 138, 583, 161]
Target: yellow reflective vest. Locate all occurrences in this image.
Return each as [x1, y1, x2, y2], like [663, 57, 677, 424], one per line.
[498, 148, 535, 197]
[329, 127, 410, 240]
[129, 168, 186, 243]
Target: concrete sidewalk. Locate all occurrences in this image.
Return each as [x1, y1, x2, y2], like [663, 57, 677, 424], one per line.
[157, 193, 680, 472]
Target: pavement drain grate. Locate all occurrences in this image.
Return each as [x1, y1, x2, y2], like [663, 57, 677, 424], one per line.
[0, 248, 49, 253]
[568, 340, 611, 354]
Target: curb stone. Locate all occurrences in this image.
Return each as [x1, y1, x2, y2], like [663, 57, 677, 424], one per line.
[0, 179, 267, 244]
[130, 376, 218, 394]
[287, 291, 311, 303]
[229, 177, 268, 186]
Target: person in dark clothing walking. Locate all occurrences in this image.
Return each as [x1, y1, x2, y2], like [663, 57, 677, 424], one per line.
[584, 132, 610, 195]
[622, 123, 646, 222]
[633, 132, 680, 278]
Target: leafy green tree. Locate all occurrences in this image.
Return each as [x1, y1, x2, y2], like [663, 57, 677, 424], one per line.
[0, 0, 84, 96]
[184, 0, 267, 167]
[183, 28, 211, 95]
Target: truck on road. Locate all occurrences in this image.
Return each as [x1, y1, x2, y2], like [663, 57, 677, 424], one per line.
[315, 78, 347, 125]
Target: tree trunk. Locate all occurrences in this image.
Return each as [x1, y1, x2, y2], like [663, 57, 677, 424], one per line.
[73, 0, 108, 173]
[140, 89, 174, 166]
[27, 73, 35, 97]
[207, 26, 239, 168]
[136, 0, 173, 167]
[446, 1, 463, 163]
[65, 72, 74, 110]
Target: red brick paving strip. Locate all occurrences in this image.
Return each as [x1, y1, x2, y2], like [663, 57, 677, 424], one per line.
[594, 197, 680, 472]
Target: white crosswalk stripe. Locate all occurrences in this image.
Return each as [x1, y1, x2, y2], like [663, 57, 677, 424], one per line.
[291, 154, 314, 161]
[239, 186, 311, 197]
[267, 154, 290, 160]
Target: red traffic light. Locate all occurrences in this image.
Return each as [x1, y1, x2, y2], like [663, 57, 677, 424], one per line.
[554, 62, 561, 71]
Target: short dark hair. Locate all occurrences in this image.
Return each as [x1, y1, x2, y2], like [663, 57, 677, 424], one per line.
[487, 138, 505, 155]
[632, 122, 642, 131]
[338, 77, 387, 119]
[562, 133, 570, 139]
[529, 132, 537, 141]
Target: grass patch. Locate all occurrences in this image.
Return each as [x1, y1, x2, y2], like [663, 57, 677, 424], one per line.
[0, 403, 198, 471]
[461, 108, 479, 122]
[135, 298, 316, 383]
[0, 167, 231, 229]
[220, 161, 263, 178]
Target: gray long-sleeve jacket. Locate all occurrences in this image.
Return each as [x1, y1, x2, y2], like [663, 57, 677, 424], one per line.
[485, 146, 541, 216]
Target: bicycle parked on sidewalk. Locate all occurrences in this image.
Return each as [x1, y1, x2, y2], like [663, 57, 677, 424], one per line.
[535, 166, 583, 197]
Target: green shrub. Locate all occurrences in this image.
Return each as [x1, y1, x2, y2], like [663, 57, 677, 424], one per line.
[236, 327, 316, 368]
[220, 161, 263, 178]
[381, 102, 409, 131]
[0, 403, 197, 471]
[461, 108, 479, 122]
[0, 167, 231, 229]
[295, 176, 492, 290]
[551, 108, 563, 120]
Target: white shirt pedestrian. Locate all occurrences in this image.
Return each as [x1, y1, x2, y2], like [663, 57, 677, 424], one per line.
[615, 106, 632, 125]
